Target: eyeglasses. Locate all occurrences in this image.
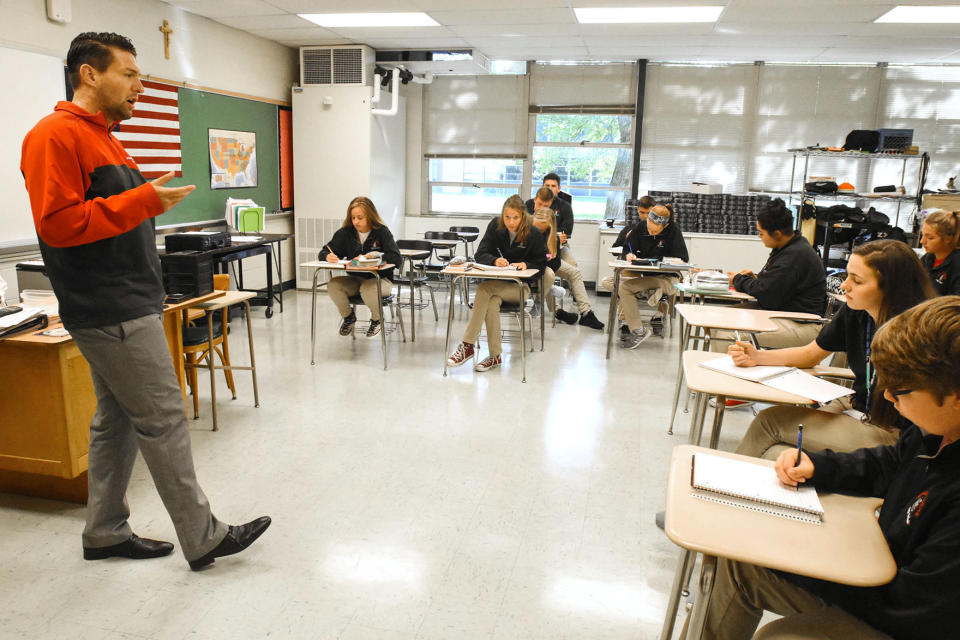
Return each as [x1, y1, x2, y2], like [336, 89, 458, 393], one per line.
[888, 389, 914, 400]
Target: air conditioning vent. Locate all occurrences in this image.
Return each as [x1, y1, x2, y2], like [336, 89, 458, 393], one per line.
[333, 48, 363, 84]
[300, 46, 373, 86]
[302, 48, 331, 85]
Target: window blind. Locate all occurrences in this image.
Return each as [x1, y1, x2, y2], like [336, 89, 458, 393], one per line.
[529, 62, 637, 109]
[424, 75, 528, 157]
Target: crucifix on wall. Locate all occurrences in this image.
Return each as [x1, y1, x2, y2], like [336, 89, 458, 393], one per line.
[159, 20, 173, 59]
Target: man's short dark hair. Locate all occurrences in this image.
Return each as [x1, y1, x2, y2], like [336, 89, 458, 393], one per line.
[535, 186, 554, 203]
[638, 195, 656, 209]
[67, 32, 137, 89]
[755, 198, 794, 234]
[543, 172, 561, 186]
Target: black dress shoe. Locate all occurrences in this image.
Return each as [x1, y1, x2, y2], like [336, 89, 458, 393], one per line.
[578, 310, 605, 330]
[555, 309, 579, 325]
[188, 516, 271, 571]
[83, 534, 174, 560]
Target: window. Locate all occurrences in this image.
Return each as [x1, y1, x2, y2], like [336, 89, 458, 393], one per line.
[532, 114, 633, 221]
[427, 158, 523, 214]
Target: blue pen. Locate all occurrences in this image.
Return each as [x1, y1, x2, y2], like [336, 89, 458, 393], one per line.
[795, 424, 804, 466]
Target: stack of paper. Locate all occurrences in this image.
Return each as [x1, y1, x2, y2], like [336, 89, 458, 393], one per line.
[700, 355, 854, 404]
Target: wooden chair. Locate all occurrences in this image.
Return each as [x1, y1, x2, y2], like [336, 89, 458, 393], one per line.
[183, 274, 260, 431]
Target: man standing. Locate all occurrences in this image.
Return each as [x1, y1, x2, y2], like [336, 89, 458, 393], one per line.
[21, 32, 269, 570]
[539, 173, 577, 266]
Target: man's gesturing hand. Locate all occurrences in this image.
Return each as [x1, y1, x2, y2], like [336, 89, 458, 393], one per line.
[151, 172, 196, 212]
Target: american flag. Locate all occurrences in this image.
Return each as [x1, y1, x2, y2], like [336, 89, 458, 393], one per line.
[113, 80, 181, 179]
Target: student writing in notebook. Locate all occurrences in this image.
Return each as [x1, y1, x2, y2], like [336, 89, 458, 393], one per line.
[919, 209, 960, 296]
[613, 204, 689, 349]
[705, 296, 960, 640]
[446, 196, 546, 372]
[730, 240, 935, 460]
[318, 197, 402, 338]
[530, 208, 605, 330]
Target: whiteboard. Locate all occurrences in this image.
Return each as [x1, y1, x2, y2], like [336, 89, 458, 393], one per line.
[1, 46, 66, 248]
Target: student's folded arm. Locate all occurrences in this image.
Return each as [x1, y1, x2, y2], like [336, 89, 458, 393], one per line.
[807, 437, 904, 497]
[822, 505, 960, 640]
[733, 262, 793, 309]
[525, 232, 547, 277]
[27, 137, 162, 248]
[474, 230, 499, 265]
[379, 228, 402, 269]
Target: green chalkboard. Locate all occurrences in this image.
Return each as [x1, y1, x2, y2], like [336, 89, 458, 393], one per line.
[157, 88, 279, 226]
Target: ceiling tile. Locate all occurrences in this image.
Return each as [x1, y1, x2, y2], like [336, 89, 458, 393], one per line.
[247, 26, 343, 40]
[327, 26, 458, 39]
[577, 23, 716, 36]
[265, 0, 422, 10]
[278, 37, 355, 47]
[450, 24, 582, 38]
[355, 37, 472, 49]
[719, 3, 888, 23]
[414, 0, 567, 8]
[716, 22, 857, 36]
[162, 0, 281, 18]
[469, 36, 585, 49]
[216, 14, 317, 30]
[427, 8, 577, 26]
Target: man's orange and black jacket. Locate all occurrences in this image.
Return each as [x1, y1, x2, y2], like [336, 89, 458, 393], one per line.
[21, 101, 165, 329]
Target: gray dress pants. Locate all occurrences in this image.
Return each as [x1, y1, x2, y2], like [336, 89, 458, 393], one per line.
[70, 313, 227, 561]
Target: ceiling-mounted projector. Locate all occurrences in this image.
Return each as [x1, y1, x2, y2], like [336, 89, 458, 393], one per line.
[375, 49, 491, 75]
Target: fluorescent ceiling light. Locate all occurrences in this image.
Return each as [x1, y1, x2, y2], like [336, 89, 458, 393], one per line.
[574, 6, 723, 23]
[875, 5, 960, 23]
[299, 13, 440, 28]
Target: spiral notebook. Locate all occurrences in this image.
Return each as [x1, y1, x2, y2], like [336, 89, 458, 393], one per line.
[690, 453, 824, 525]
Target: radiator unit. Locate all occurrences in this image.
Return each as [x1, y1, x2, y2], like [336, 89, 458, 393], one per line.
[300, 45, 375, 86]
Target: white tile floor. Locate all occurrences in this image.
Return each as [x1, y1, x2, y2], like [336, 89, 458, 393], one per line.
[0, 286, 760, 640]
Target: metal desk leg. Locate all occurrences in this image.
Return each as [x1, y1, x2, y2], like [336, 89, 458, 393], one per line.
[660, 548, 696, 640]
[376, 272, 388, 371]
[707, 396, 727, 450]
[442, 275, 460, 377]
[684, 555, 717, 640]
[688, 392, 706, 445]
[540, 277, 545, 351]
[408, 257, 416, 342]
[605, 268, 622, 359]
[206, 312, 218, 432]
[243, 300, 260, 408]
[668, 318, 691, 435]
[516, 279, 526, 383]
[310, 268, 320, 366]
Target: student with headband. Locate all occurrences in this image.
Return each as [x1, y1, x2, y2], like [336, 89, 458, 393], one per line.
[616, 204, 688, 348]
[920, 209, 960, 296]
[531, 208, 604, 330]
[612, 195, 657, 249]
[704, 295, 960, 640]
[731, 240, 935, 460]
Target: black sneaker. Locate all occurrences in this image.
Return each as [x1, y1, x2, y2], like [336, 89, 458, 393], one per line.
[555, 309, 578, 325]
[578, 310, 605, 331]
[339, 312, 357, 336]
[366, 320, 381, 338]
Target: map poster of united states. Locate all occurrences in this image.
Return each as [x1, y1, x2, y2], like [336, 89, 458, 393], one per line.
[209, 128, 258, 189]
[113, 80, 181, 179]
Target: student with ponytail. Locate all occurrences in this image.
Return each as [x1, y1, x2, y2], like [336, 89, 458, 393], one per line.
[920, 209, 960, 295]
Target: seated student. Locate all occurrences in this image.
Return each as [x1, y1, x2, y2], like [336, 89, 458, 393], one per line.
[615, 205, 689, 348]
[731, 240, 935, 460]
[447, 195, 546, 372]
[612, 195, 656, 249]
[712, 198, 827, 351]
[704, 295, 960, 640]
[540, 173, 578, 266]
[531, 208, 604, 330]
[317, 196, 401, 338]
[920, 209, 960, 296]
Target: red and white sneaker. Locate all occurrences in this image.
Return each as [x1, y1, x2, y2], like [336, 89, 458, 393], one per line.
[474, 354, 502, 372]
[447, 342, 475, 367]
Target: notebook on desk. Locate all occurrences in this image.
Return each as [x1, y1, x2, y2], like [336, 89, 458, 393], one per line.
[700, 355, 854, 404]
[691, 453, 824, 525]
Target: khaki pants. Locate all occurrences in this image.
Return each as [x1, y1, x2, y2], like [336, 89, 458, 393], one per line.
[463, 280, 529, 357]
[560, 245, 578, 267]
[704, 558, 891, 640]
[619, 274, 678, 331]
[328, 275, 393, 321]
[544, 261, 592, 314]
[710, 302, 822, 352]
[736, 404, 900, 461]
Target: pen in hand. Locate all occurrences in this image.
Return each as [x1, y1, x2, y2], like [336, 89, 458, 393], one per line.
[794, 424, 804, 489]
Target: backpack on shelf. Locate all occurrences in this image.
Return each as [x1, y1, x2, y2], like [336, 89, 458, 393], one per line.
[843, 130, 881, 153]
